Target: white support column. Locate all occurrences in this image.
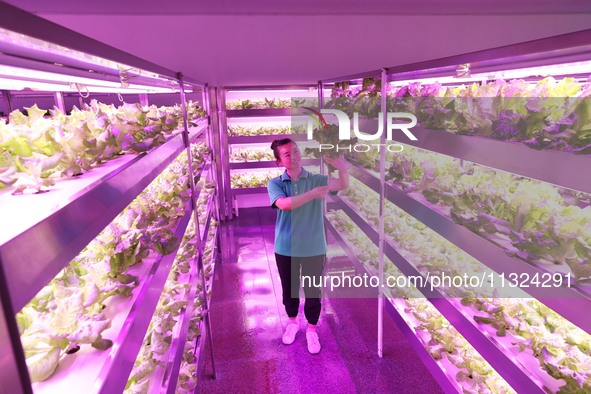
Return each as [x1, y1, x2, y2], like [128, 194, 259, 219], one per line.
[138, 93, 149, 107]
[377, 68, 388, 358]
[53, 91, 66, 113]
[177, 73, 217, 382]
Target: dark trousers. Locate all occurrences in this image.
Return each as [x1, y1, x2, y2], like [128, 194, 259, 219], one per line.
[275, 253, 326, 325]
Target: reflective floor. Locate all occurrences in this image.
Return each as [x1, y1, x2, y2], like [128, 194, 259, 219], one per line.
[200, 207, 443, 394]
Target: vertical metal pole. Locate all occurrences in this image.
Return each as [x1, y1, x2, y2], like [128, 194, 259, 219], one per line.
[378, 68, 387, 358]
[318, 81, 327, 214]
[138, 93, 149, 107]
[202, 84, 212, 148]
[318, 81, 325, 177]
[209, 87, 229, 221]
[203, 86, 221, 223]
[177, 73, 216, 379]
[218, 88, 233, 220]
[318, 81, 325, 108]
[204, 87, 223, 232]
[202, 85, 222, 256]
[200, 85, 214, 220]
[0, 257, 33, 394]
[53, 92, 66, 113]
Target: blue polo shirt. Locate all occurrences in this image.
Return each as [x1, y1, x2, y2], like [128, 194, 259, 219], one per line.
[267, 168, 328, 257]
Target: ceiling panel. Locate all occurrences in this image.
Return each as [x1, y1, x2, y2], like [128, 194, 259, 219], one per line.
[32, 14, 591, 86]
[5, 0, 591, 15]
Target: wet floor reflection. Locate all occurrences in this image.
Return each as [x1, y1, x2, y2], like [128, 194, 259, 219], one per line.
[202, 207, 444, 394]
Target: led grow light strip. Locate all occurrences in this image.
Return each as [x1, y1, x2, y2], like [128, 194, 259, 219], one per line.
[0, 64, 178, 92]
[0, 64, 122, 87]
[0, 27, 121, 71]
[0, 27, 168, 84]
[390, 60, 591, 86]
[0, 78, 69, 92]
[0, 67, 180, 94]
[0, 78, 176, 94]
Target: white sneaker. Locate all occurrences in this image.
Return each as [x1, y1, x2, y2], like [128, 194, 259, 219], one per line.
[282, 323, 299, 345]
[306, 330, 321, 354]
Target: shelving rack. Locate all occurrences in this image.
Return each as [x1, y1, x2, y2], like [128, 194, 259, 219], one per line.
[319, 28, 591, 394]
[324, 215, 470, 394]
[326, 188, 551, 392]
[357, 120, 591, 195]
[1, 2, 590, 392]
[188, 207, 219, 394]
[0, 7, 218, 394]
[156, 164, 219, 394]
[216, 86, 322, 219]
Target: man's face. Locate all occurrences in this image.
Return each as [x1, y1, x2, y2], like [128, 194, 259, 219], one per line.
[277, 142, 301, 169]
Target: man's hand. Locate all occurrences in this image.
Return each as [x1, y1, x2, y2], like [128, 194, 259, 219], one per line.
[324, 155, 348, 172]
[325, 155, 350, 192]
[312, 185, 330, 199]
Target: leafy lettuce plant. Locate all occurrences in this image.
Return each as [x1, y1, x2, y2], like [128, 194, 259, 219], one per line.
[17, 142, 209, 382]
[333, 77, 591, 153]
[338, 179, 591, 392]
[1, 100, 205, 194]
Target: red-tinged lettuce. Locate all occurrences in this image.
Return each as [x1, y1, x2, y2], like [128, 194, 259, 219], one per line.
[491, 110, 525, 140]
[345, 77, 591, 153]
[351, 78, 384, 118]
[326, 81, 356, 115]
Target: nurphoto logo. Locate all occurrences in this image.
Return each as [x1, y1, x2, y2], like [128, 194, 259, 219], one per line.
[306, 109, 418, 153]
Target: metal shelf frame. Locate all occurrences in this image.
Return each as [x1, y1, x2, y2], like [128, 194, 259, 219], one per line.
[230, 186, 269, 195]
[192, 230, 218, 394]
[229, 161, 281, 170]
[385, 29, 591, 82]
[225, 108, 308, 118]
[320, 29, 591, 85]
[327, 197, 547, 393]
[162, 194, 218, 393]
[347, 164, 591, 334]
[322, 70, 382, 84]
[94, 200, 194, 394]
[360, 118, 591, 194]
[190, 120, 209, 144]
[216, 88, 233, 220]
[227, 134, 308, 144]
[193, 223, 219, 390]
[27, 157, 210, 394]
[0, 125, 205, 314]
[0, 10, 212, 390]
[0, 2, 206, 88]
[178, 77, 218, 387]
[158, 151, 218, 393]
[219, 85, 323, 219]
[316, 31, 591, 392]
[229, 158, 319, 170]
[324, 217, 460, 394]
[199, 191, 218, 250]
[224, 84, 318, 91]
[192, 318, 209, 394]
